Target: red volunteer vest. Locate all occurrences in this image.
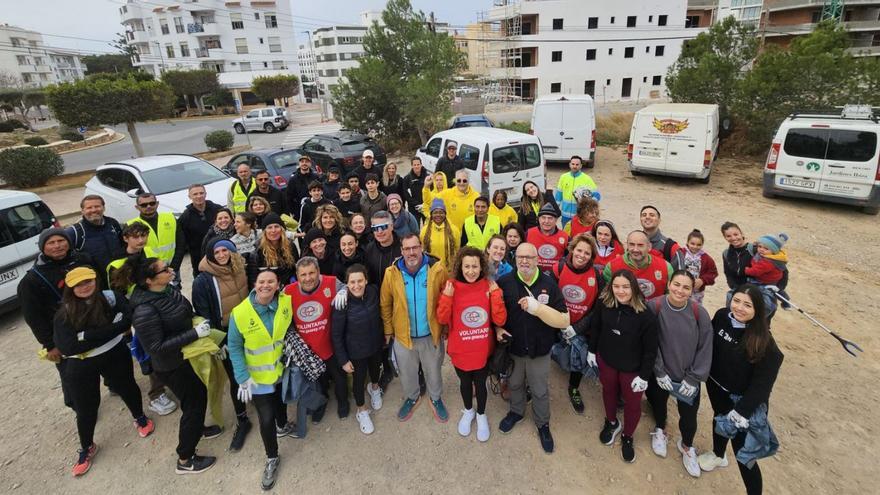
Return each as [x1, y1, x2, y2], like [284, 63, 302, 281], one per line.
[284, 275, 336, 360]
[446, 279, 495, 371]
[568, 217, 594, 238]
[594, 241, 624, 271]
[607, 254, 670, 299]
[527, 227, 569, 272]
[553, 263, 599, 323]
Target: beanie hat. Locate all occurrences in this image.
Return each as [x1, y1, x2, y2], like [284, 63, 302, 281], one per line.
[213, 239, 237, 253]
[386, 193, 403, 206]
[38, 227, 71, 253]
[64, 266, 96, 287]
[304, 228, 327, 247]
[757, 233, 789, 254]
[430, 198, 446, 212]
[538, 202, 560, 218]
[261, 212, 285, 230]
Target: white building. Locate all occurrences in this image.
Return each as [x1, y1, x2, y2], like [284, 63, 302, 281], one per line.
[483, 0, 700, 103]
[48, 48, 87, 83]
[0, 24, 86, 88]
[716, 0, 764, 27]
[118, 0, 301, 104]
[311, 25, 368, 96]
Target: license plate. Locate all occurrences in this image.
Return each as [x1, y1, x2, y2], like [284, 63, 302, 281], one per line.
[779, 177, 815, 189]
[638, 150, 662, 158]
[542, 146, 558, 154]
[0, 269, 18, 285]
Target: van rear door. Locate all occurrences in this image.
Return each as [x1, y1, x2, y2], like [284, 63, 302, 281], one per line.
[489, 141, 543, 205]
[533, 101, 564, 161]
[559, 101, 592, 159]
[819, 128, 877, 199]
[630, 113, 668, 173]
[776, 127, 827, 195]
[664, 116, 706, 175]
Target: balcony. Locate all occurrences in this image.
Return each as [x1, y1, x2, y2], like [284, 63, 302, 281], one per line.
[767, 0, 880, 12]
[120, 3, 143, 23]
[847, 45, 880, 56]
[188, 22, 219, 36]
[195, 47, 223, 59]
[765, 19, 880, 36]
[131, 30, 151, 43]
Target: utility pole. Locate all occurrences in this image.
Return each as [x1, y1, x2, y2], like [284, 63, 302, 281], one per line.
[154, 41, 165, 74]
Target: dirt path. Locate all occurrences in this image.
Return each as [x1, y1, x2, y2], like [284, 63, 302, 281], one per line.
[0, 147, 876, 494]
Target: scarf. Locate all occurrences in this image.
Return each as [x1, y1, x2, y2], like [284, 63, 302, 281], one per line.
[281, 329, 325, 381]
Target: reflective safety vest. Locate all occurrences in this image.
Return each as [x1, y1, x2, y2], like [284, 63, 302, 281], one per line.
[463, 214, 501, 250]
[230, 294, 293, 385]
[230, 179, 257, 214]
[107, 247, 156, 295]
[128, 213, 176, 264]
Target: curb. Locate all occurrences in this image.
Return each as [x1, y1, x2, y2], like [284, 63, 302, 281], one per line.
[57, 129, 126, 155]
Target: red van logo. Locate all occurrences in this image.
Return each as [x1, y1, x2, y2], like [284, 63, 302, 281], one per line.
[652, 118, 689, 134]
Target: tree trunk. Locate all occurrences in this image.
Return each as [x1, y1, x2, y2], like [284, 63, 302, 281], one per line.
[183, 95, 191, 116]
[127, 121, 144, 157]
[195, 95, 205, 114]
[417, 127, 428, 145]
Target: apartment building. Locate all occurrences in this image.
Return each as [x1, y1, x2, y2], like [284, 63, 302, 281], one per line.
[0, 24, 86, 88]
[686, 0, 764, 27]
[763, 0, 880, 54]
[49, 48, 87, 83]
[311, 25, 367, 95]
[483, 0, 699, 103]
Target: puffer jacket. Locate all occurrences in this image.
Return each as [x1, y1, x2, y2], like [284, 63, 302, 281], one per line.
[192, 255, 249, 329]
[379, 255, 448, 349]
[130, 286, 199, 372]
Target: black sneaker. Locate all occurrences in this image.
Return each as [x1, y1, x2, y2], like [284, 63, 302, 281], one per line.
[568, 388, 585, 415]
[175, 454, 216, 475]
[599, 419, 622, 445]
[202, 425, 223, 439]
[261, 456, 280, 491]
[311, 405, 326, 425]
[228, 419, 252, 452]
[498, 412, 523, 434]
[621, 435, 636, 463]
[537, 424, 554, 454]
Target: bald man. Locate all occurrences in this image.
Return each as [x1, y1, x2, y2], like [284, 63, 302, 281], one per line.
[602, 230, 673, 299]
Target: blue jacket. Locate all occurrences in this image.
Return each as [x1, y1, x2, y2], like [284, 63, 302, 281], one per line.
[714, 395, 779, 468]
[65, 216, 124, 286]
[227, 291, 280, 394]
[398, 255, 431, 338]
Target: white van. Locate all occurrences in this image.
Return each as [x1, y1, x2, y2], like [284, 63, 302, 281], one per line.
[415, 128, 546, 206]
[530, 95, 597, 167]
[763, 105, 880, 215]
[627, 103, 720, 183]
[0, 190, 59, 313]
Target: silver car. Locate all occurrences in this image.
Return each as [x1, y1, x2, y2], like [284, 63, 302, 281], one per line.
[232, 107, 290, 134]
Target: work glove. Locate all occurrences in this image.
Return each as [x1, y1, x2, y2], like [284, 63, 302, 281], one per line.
[586, 352, 597, 369]
[631, 376, 648, 393]
[656, 374, 673, 392]
[332, 287, 348, 311]
[194, 321, 211, 338]
[678, 381, 698, 398]
[112, 312, 124, 323]
[215, 344, 228, 361]
[415, 204, 424, 213]
[237, 378, 257, 403]
[522, 296, 539, 315]
[727, 409, 750, 429]
[561, 326, 576, 342]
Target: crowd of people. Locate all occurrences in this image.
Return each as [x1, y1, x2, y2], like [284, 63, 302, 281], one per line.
[17, 151, 786, 494]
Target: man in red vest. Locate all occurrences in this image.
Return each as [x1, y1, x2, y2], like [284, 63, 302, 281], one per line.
[603, 230, 673, 299]
[526, 203, 569, 273]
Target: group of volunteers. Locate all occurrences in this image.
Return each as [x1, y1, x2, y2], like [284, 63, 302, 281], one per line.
[18, 150, 786, 494]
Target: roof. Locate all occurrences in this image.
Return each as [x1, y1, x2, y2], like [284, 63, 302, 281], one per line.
[434, 127, 535, 143]
[102, 154, 206, 172]
[315, 130, 370, 141]
[637, 103, 719, 114]
[535, 94, 595, 103]
[454, 114, 490, 121]
[0, 189, 42, 203]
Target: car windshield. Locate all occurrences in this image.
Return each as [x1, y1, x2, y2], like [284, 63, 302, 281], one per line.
[454, 120, 489, 128]
[341, 140, 370, 153]
[140, 160, 229, 195]
[269, 150, 302, 169]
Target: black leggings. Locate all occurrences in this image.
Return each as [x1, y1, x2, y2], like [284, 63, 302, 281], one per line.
[220, 354, 247, 418]
[569, 371, 583, 389]
[707, 380, 763, 495]
[66, 343, 145, 450]
[319, 355, 349, 410]
[645, 376, 701, 447]
[454, 366, 489, 414]
[351, 354, 381, 407]
[252, 386, 288, 459]
[156, 362, 207, 460]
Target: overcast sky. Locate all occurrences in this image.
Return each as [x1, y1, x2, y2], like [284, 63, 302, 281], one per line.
[1, 0, 481, 55]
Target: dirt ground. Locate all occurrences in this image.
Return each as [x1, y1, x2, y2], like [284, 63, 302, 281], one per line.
[1, 146, 877, 494]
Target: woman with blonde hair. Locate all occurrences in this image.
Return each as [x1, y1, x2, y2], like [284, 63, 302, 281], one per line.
[312, 204, 345, 256]
[247, 213, 300, 288]
[248, 196, 272, 227]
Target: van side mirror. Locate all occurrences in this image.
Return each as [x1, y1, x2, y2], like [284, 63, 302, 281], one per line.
[126, 188, 139, 198]
[419, 147, 426, 153]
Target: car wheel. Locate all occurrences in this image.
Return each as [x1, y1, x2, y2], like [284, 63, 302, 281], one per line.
[264, 123, 276, 133]
[234, 124, 245, 134]
[762, 187, 776, 199]
[630, 169, 642, 177]
[699, 172, 711, 184]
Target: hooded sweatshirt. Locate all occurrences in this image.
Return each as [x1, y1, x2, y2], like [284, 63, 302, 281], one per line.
[438, 185, 479, 230]
[419, 220, 461, 269]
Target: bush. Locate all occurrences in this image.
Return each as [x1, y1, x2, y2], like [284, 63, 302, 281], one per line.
[497, 120, 530, 134]
[60, 130, 85, 142]
[0, 147, 64, 187]
[24, 136, 48, 146]
[204, 130, 234, 152]
[596, 112, 634, 146]
[0, 120, 27, 133]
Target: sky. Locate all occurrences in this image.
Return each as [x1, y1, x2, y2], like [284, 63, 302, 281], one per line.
[0, 0, 482, 56]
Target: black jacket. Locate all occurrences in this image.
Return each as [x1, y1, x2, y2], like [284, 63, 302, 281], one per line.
[354, 164, 382, 187]
[286, 169, 322, 218]
[298, 198, 331, 232]
[435, 155, 464, 188]
[331, 284, 383, 364]
[53, 290, 132, 356]
[497, 270, 568, 358]
[518, 195, 559, 232]
[722, 243, 754, 290]
[379, 176, 405, 201]
[246, 238, 300, 287]
[176, 201, 223, 275]
[709, 308, 784, 417]
[64, 217, 124, 287]
[589, 302, 659, 379]
[17, 250, 93, 350]
[130, 286, 199, 372]
[252, 186, 285, 215]
[333, 197, 362, 218]
[323, 178, 341, 201]
[402, 169, 427, 216]
[333, 248, 365, 281]
[364, 237, 400, 289]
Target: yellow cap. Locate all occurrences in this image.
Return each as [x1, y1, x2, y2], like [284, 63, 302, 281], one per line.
[65, 267, 97, 287]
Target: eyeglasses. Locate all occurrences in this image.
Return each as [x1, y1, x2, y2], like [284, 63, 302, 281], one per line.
[256, 177, 270, 182]
[152, 266, 172, 276]
[456, 179, 468, 184]
[371, 223, 390, 232]
[515, 255, 538, 261]
[137, 201, 157, 208]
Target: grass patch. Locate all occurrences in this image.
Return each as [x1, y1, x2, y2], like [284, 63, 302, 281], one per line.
[497, 120, 530, 134]
[193, 144, 251, 161]
[596, 112, 633, 146]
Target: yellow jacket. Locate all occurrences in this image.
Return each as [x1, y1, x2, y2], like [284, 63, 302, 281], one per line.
[420, 221, 460, 269]
[489, 204, 519, 227]
[380, 257, 448, 349]
[421, 172, 448, 214]
[182, 323, 227, 427]
[438, 185, 479, 230]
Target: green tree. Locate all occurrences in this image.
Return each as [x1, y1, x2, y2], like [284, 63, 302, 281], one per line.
[111, 32, 138, 57]
[332, 0, 465, 144]
[665, 16, 758, 119]
[82, 54, 134, 75]
[161, 69, 220, 114]
[23, 90, 46, 119]
[251, 74, 300, 106]
[47, 75, 175, 157]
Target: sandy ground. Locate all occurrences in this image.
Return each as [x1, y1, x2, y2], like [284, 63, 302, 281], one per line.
[0, 146, 877, 494]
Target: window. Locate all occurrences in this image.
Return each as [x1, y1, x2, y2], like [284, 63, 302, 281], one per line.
[16, 55, 27, 65]
[254, 12, 260, 19]
[272, 60, 284, 69]
[261, 109, 274, 117]
[10, 38, 21, 48]
[265, 13, 278, 28]
[259, 37, 264, 44]
[810, 11, 821, 23]
[268, 36, 281, 53]
[827, 130, 877, 162]
[235, 38, 248, 54]
[34, 57, 44, 65]
[552, 18, 563, 30]
[653, 75, 662, 85]
[588, 17, 598, 29]
[622, 78, 632, 98]
[39, 74, 48, 81]
[231, 13, 244, 30]
[655, 45, 665, 56]
[783, 129, 827, 159]
[165, 44, 175, 58]
[179, 42, 190, 57]
[646, 46, 651, 53]
[459, 144, 480, 171]
[625, 47, 634, 58]
[643, 76, 648, 83]
[425, 137, 442, 157]
[174, 17, 185, 33]
[22, 74, 32, 83]
[685, 16, 700, 28]
[649, 15, 653, 23]
[96, 169, 141, 194]
[491, 144, 542, 174]
[551, 51, 562, 62]
[140, 161, 229, 195]
[658, 15, 668, 26]
[584, 80, 595, 96]
[610, 16, 615, 24]
[0, 201, 56, 247]
[627, 16, 637, 27]
[586, 49, 596, 60]
[240, 62, 251, 71]
[606, 79, 611, 85]
[550, 82, 561, 93]
[160, 19, 170, 35]
[263, 62, 269, 68]
[608, 48, 613, 55]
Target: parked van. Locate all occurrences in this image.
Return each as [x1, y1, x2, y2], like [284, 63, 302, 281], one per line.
[627, 103, 720, 183]
[530, 95, 597, 167]
[0, 190, 59, 313]
[415, 128, 546, 206]
[763, 105, 880, 215]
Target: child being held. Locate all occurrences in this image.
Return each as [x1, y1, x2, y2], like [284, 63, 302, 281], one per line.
[744, 232, 789, 316]
[678, 229, 718, 304]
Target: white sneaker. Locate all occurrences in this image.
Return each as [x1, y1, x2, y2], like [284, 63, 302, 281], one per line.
[356, 410, 374, 435]
[368, 384, 383, 411]
[678, 439, 701, 478]
[697, 451, 729, 472]
[149, 393, 177, 416]
[476, 413, 490, 442]
[650, 428, 668, 458]
[458, 408, 476, 437]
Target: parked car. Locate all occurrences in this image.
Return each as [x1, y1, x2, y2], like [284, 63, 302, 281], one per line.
[232, 107, 290, 134]
[220, 148, 320, 191]
[451, 114, 493, 129]
[627, 103, 720, 183]
[763, 104, 880, 215]
[0, 190, 58, 313]
[415, 127, 545, 206]
[298, 131, 386, 175]
[85, 155, 235, 221]
[531, 94, 597, 167]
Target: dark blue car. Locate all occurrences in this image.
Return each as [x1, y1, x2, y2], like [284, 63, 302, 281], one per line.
[451, 114, 494, 129]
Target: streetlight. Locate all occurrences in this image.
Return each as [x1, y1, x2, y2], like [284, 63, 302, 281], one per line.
[153, 41, 165, 74]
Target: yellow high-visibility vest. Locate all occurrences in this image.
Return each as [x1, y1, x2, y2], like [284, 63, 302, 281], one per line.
[127, 213, 176, 264]
[230, 294, 292, 385]
[463, 214, 501, 250]
[230, 180, 257, 214]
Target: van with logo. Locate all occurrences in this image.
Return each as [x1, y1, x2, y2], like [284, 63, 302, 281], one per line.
[415, 128, 546, 206]
[0, 190, 59, 313]
[763, 105, 880, 215]
[530, 94, 597, 167]
[627, 103, 720, 183]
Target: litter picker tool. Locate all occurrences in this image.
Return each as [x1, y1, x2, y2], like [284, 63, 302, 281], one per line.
[773, 291, 863, 357]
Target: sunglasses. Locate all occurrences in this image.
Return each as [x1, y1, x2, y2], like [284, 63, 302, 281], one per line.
[138, 201, 157, 208]
[456, 179, 468, 184]
[371, 223, 390, 232]
[256, 177, 270, 182]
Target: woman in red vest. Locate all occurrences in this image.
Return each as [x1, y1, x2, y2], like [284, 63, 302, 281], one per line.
[591, 220, 624, 272]
[437, 246, 507, 442]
